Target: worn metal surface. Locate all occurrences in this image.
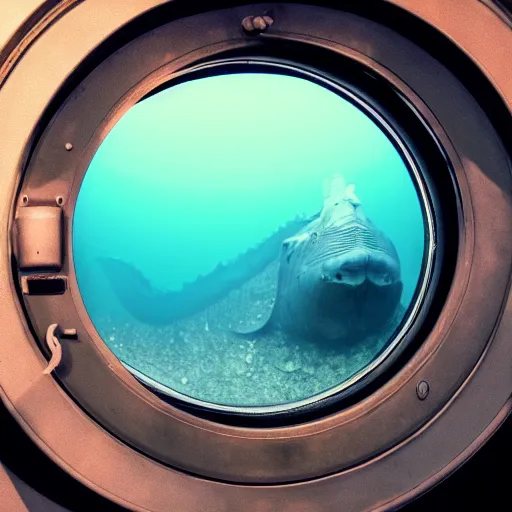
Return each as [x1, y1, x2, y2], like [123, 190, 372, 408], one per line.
[479, 1, 512, 28]
[0, 1, 510, 511]
[387, 0, 512, 114]
[14, 206, 62, 269]
[0, 463, 70, 512]
[0, 1, 84, 88]
[0, 0, 46, 65]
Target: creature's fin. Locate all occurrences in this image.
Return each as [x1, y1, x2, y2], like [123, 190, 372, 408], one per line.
[323, 174, 347, 200]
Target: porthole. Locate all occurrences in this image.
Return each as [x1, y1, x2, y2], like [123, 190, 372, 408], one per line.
[73, 66, 433, 413]
[1, 2, 511, 511]
[7, 6, 463, 475]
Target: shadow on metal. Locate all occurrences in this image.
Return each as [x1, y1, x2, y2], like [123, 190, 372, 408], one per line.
[1, 394, 511, 511]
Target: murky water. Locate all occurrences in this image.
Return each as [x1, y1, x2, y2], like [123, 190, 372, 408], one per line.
[73, 72, 425, 408]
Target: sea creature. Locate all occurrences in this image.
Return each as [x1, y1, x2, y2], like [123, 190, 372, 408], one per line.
[98, 175, 402, 342]
[258, 174, 403, 341]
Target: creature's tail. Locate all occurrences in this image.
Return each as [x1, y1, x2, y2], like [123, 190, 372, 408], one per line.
[98, 215, 313, 325]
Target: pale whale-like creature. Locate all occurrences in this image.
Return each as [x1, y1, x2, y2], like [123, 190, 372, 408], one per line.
[261, 174, 403, 341]
[98, 175, 402, 342]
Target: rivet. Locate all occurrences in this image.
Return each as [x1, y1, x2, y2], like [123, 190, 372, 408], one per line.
[65, 142, 73, 151]
[56, 196, 64, 206]
[22, 195, 29, 205]
[242, 15, 274, 35]
[416, 380, 430, 400]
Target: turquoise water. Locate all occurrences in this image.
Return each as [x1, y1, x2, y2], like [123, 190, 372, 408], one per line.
[72, 73, 426, 407]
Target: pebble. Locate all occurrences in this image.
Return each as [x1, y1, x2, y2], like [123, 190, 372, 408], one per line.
[109, 336, 115, 341]
[283, 360, 301, 372]
[246, 354, 253, 364]
[181, 377, 188, 385]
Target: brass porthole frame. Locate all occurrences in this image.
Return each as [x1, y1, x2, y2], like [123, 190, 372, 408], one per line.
[8, 5, 462, 482]
[45, 56, 441, 419]
[0, 1, 511, 511]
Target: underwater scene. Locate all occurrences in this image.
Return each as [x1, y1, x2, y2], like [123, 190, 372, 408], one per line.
[73, 73, 426, 409]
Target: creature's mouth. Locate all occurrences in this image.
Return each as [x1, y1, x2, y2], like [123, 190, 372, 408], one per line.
[321, 249, 399, 287]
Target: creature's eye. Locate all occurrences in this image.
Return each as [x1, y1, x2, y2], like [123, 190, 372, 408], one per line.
[335, 272, 343, 281]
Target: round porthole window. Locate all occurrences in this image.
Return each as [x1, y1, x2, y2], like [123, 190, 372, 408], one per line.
[73, 69, 431, 412]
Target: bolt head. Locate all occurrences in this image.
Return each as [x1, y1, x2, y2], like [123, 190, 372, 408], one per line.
[252, 16, 266, 31]
[242, 15, 274, 35]
[416, 380, 430, 400]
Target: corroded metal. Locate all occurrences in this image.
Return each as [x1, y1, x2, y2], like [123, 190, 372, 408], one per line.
[242, 14, 274, 34]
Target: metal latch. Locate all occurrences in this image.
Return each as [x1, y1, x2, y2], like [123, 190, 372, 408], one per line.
[43, 324, 77, 374]
[14, 206, 63, 270]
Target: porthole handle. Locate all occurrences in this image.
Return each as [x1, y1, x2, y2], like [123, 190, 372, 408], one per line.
[42, 324, 77, 374]
[43, 324, 62, 375]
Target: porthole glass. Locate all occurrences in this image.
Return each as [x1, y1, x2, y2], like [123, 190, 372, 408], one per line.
[72, 70, 430, 412]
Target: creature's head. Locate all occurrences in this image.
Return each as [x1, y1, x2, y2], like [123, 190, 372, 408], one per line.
[290, 175, 401, 288]
[281, 174, 402, 339]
